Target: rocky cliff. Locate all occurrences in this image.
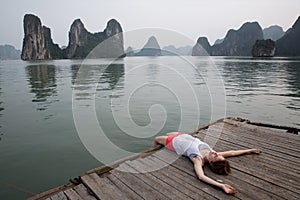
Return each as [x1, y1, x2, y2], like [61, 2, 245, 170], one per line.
[21, 14, 51, 60]
[192, 37, 211, 56]
[64, 19, 89, 58]
[136, 36, 162, 56]
[252, 39, 275, 57]
[21, 14, 125, 60]
[0, 45, 21, 60]
[275, 16, 300, 56]
[263, 25, 285, 41]
[43, 26, 64, 59]
[65, 18, 124, 58]
[211, 22, 264, 56]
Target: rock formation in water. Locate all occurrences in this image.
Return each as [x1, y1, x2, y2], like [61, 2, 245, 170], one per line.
[136, 36, 162, 56]
[210, 22, 264, 56]
[21, 14, 125, 60]
[275, 16, 300, 56]
[192, 37, 211, 56]
[161, 45, 192, 56]
[21, 14, 51, 60]
[64, 19, 88, 58]
[252, 39, 275, 57]
[65, 18, 124, 58]
[263, 25, 285, 41]
[0, 45, 21, 60]
[43, 26, 64, 59]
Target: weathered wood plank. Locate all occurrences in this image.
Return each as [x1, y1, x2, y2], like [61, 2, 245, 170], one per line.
[125, 159, 193, 200]
[195, 132, 300, 198]
[50, 191, 68, 200]
[195, 133, 300, 173]
[153, 151, 292, 200]
[212, 138, 300, 176]
[224, 119, 300, 141]
[141, 156, 220, 200]
[111, 165, 169, 200]
[81, 173, 125, 200]
[209, 124, 300, 156]
[28, 183, 73, 200]
[72, 184, 97, 200]
[148, 154, 238, 200]
[211, 123, 300, 154]
[197, 143, 299, 199]
[63, 188, 83, 200]
[106, 173, 143, 199]
[201, 128, 300, 164]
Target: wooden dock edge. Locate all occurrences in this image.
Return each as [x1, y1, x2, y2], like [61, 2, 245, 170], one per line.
[27, 116, 299, 200]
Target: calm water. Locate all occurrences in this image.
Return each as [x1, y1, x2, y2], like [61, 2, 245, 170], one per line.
[0, 57, 299, 199]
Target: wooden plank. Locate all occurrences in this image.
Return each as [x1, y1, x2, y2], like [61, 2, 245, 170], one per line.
[148, 155, 238, 200]
[81, 173, 125, 200]
[197, 134, 300, 192]
[212, 123, 300, 154]
[106, 173, 143, 199]
[195, 132, 300, 198]
[153, 152, 291, 200]
[189, 139, 300, 199]
[125, 159, 193, 200]
[211, 138, 300, 176]
[201, 127, 300, 164]
[50, 191, 68, 200]
[64, 188, 83, 200]
[210, 123, 300, 154]
[73, 184, 97, 200]
[140, 156, 219, 200]
[195, 133, 300, 173]
[28, 183, 73, 200]
[224, 119, 300, 141]
[111, 165, 169, 200]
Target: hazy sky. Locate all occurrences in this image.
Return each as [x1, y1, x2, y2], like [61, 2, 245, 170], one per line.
[0, 0, 299, 49]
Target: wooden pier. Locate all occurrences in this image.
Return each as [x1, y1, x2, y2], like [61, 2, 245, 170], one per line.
[29, 117, 300, 200]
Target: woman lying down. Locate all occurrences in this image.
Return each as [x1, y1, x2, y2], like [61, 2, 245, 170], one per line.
[154, 132, 261, 194]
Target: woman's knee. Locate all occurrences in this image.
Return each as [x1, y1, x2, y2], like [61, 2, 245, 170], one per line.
[154, 136, 167, 146]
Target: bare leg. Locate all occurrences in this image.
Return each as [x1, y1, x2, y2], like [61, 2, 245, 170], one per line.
[166, 132, 180, 136]
[154, 136, 168, 147]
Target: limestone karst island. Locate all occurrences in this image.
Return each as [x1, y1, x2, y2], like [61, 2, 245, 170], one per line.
[20, 14, 300, 61]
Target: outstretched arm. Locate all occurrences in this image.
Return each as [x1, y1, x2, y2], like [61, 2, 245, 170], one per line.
[192, 156, 237, 194]
[219, 149, 261, 158]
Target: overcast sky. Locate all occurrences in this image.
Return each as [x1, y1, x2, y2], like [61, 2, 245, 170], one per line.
[0, 0, 299, 49]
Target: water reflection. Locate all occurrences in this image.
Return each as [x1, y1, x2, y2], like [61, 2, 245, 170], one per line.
[0, 87, 3, 114]
[26, 65, 57, 111]
[146, 64, 159, 83]
[71, 65, 81, 86]
[284, 62, 300, 112]
[221, 62, 262, 92]
[0, 86, 3, 141]
[98, 64, 125, 90]
[285, 62, 300, 98]
[72, 63, 125, 101]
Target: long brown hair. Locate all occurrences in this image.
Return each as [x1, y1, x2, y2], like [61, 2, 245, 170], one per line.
[209, 159, 231, 175]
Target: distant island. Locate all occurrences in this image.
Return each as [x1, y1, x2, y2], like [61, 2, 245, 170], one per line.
[0, 45, 20, 60]
[126, 37, 192, 57]
[20, 14, 300, 60]
[192, 16, 300, 57]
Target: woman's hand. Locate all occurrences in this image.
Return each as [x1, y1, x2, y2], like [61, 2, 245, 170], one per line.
[222, 184, 237, 194]
[251, 149, 261, 154]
